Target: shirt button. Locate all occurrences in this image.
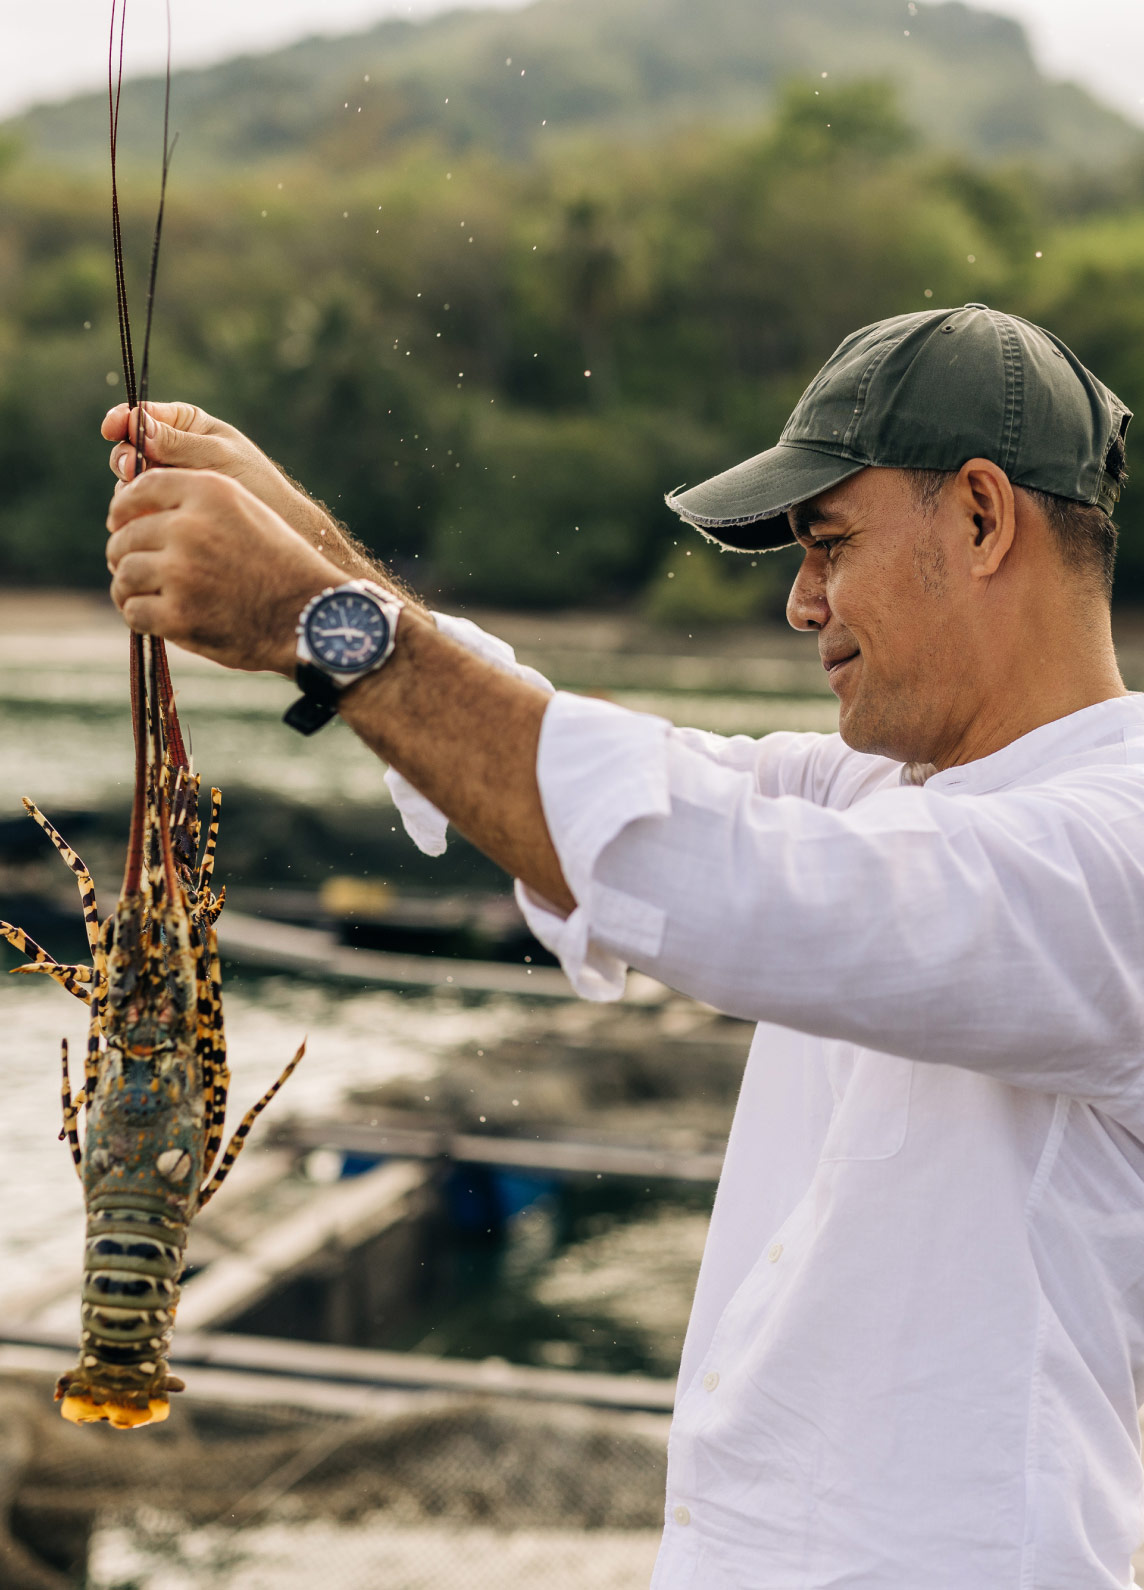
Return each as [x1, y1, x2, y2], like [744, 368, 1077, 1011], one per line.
[703, 1371, 720, 1392]
[673, 1504, 691, 1527]
[768, 1242, 784, 1263]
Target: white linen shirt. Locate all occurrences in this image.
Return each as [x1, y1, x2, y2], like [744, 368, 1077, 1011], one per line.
[387, 617, 1144, 1589]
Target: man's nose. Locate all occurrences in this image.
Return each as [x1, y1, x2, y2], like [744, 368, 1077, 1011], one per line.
[786, 553, 830, 632]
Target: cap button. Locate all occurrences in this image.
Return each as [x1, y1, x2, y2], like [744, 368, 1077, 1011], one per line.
[964, 302, 989, 311]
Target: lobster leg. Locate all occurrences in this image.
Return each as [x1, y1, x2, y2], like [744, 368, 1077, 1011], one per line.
[84, 919, 114, 1097]
[12, 962, 94, 991]
[198, 787, 222, 895]
[0, 923, 94, 1003]
[197, 923, 231, 1183]
[59, 1041, 83, 1176]
[21, 800, 101, 958]
[197, 1040, 307, 1209]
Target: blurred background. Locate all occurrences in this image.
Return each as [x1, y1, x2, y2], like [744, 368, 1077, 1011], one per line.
[2, 1, 1144, 1586]
[5, 0, 1144, 615]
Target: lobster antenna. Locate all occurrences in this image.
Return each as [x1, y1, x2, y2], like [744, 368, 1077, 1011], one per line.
[148, 636, 180, 909]
[109, 0, 136, 408]
[123, 627, 148, 898]
[111, 0, 183, 893]
[135, 0, 178, 478]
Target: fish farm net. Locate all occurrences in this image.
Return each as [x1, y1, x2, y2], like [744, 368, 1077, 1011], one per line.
[1, 1383, 667, 1589]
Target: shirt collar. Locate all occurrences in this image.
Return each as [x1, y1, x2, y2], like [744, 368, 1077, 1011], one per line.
[918, 694, 1144, 796]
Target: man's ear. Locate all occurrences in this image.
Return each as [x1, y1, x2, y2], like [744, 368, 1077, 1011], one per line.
[957, 458, 1016, 579]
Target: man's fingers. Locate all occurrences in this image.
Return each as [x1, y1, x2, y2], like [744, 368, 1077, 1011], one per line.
[118, 593, 164, 635]
[105, 402, 234, 477]
[111, 445, 143, 482]
[106, 511, 183, 571]
[102, 400, 224, 441]
[101, 404, 132, 443]
[106, 468, 200, 532]
[111, 549, 164, 597]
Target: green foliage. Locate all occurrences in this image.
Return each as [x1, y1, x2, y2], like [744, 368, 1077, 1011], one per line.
[434, 407, 687, 608]
[4, 67, 1144, 604]
[10, 0, 1141, 176]
[644, 541, 790, 627]
[766, 79, 917, 167]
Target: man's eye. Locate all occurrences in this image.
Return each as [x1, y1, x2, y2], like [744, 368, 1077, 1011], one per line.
[812, 537, 841, 556]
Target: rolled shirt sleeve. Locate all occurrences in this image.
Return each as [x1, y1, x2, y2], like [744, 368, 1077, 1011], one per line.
[524, 691, 1144, 1122]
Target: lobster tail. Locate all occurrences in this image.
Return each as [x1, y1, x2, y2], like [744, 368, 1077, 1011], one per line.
[57, 1194, 188, 1428]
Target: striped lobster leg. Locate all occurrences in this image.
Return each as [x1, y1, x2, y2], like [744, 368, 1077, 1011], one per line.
[197, 1040, 307, 1210]
[59, 1041, 83, 1177]
[21, 799, 102, 959]
[0, 922, 95, 1004]
[197, 787, 222, 896]
[196, 921, 230, 1186]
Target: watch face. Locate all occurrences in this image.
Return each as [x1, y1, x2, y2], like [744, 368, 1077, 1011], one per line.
[305, 591, 390, 673]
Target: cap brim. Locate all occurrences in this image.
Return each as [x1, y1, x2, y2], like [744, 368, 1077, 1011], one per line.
[665, 443, 866, 551]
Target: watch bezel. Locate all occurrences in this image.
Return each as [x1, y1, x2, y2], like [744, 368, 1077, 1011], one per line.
[302, 588, 391, 676]
[294, 580, 404, 688]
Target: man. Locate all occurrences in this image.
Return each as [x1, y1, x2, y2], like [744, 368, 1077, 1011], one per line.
[104, 304, 1144, 1587]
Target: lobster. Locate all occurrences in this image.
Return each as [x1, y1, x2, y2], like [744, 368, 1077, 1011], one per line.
[0, 1, 304, 1428]
[2, 638, 303, 1428]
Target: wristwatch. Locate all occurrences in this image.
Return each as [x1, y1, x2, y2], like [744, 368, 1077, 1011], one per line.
[283, 579, 405, 735]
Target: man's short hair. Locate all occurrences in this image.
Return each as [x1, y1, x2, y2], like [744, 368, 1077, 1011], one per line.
[907, 466, 1122, 602]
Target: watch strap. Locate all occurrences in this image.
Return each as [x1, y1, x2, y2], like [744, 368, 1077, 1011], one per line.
[283, 695, 337, 735]
[283, 662, 341, 735]
[294, 661, 341, 707]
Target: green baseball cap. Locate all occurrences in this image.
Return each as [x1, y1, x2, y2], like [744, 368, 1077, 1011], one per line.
[665, 303, 1132, 551]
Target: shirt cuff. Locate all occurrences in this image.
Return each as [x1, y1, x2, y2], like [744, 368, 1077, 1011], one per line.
[384, 611, 556, 856]
[516, 692, 673, 1001]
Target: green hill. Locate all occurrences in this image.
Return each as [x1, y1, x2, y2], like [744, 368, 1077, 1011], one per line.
[9, 0, 1142, 174]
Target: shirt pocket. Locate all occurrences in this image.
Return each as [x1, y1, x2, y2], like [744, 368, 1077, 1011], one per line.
[819, 1047, 913, 1162]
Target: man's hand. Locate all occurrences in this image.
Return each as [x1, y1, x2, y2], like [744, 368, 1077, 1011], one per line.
[106, 468, 343, 676]
[102, 402, 394, 588]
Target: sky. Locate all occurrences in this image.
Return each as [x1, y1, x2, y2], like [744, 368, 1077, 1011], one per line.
[3, 0, 1143, 127]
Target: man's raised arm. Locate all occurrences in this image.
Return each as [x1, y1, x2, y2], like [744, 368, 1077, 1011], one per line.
[104, 464, 574, 913]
